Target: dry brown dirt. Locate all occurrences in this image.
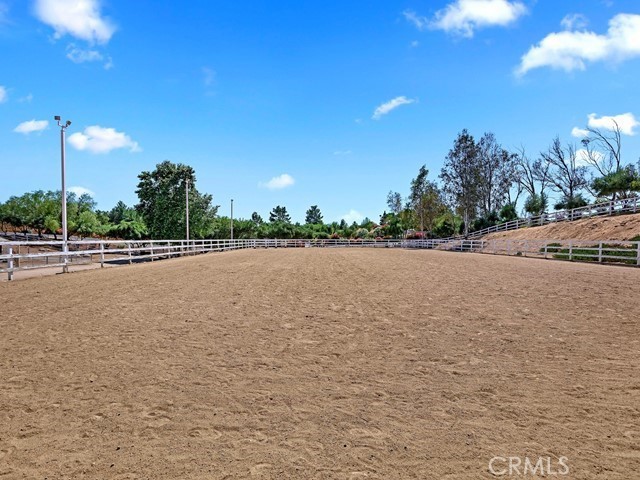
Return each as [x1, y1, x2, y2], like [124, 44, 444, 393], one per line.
[1, 248, 639, 479]
[484, 212, 640, 241]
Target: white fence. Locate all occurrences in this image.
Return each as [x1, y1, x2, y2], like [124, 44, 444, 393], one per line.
[1, 237, 639, 280]
[468, 196, 640, 238]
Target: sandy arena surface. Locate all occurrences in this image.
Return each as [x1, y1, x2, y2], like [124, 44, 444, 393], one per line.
[1, 248, 639, 479]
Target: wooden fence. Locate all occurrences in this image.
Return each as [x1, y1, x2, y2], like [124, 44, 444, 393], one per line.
[1, 237, 639, 280]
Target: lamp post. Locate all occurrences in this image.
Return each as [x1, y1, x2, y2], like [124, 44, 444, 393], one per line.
[230, 199, 234, 241]
[185, 178, 190, 247]
[55, 116, 71, 273]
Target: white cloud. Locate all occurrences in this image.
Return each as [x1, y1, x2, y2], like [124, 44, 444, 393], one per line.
[68, 186, 95, 197]
[571, 127, 589, 138]
[66, 44, 103, 63]
[561, 14, 589, 31]
[68, 125, 141, 154]
[18, 93, 34, 103]
[14, 119, 49, 134]
[427, 0, 527, 37]
[588, 112, 639, 136]
[403, 10, 429, 31]
[517, 14, 640, 76]
[333, 150, 352, 156]
[0, 85, 7, 103]
[410, 40, 420, 48]
[34, 0, 115, 44]
[372, 96, 416, 120]
[259, 174, 295, 190]
[341, 209, 364, 224]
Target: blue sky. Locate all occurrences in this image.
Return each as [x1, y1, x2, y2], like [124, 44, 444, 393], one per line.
[1, 0, 639, 224]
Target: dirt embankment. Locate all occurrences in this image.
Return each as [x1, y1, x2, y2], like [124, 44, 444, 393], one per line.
[483, 212, 640, 241]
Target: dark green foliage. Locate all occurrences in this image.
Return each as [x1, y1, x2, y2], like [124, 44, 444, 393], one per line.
[592, 164, 640, 199]
[524, 193, 548, 216]
[554, 194, 588, 211]
[499, 203, 518, 223]
[305, 205, 323, 224]
[269, 205, 291, 223]
[136, 161, 218, 239]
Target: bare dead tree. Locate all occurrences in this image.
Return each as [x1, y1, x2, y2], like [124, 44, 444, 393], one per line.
[581, 119, 622, 177]
[541, 137, 589, 209]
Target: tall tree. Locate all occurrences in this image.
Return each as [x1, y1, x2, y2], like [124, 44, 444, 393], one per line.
[136, 161, 218, 239]
[269, 205, 291, 223]
[440, 129, 481, 236]
[476, 133, 517, 217]
[409, 165, 445, 233]
[386, 191, 403, 215]
[579, 120, 622, 178]
[540, 137, 589, 210]
[305, 205, 323, 224]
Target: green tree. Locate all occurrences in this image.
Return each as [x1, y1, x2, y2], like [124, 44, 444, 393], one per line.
[476, 133, 517, 217]
[440, 130, 481, 236]
[386, 191, 403, 215]
[136, 161, 218, 239]
[269, 205, 291, 223]
[251, 212, 264, 226]
[592, 164, 640, 200]
[305, 205, 323, 224]
[409, 165, 446, 233]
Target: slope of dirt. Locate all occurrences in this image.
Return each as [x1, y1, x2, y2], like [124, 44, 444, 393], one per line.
[483, 212, 640, 241]
[1, 248, 639, 479]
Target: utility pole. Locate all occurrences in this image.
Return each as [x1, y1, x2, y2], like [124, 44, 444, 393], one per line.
[55, 116, 72, 273]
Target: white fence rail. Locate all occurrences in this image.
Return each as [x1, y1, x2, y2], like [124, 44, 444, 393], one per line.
[468, 196, 640, 238]
[2, 237, 639, 280]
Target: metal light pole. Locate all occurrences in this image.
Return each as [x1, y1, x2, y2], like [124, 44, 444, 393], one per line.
[55, 116, 72, 273]
[185, 178, 190, 247]
[230, 199, 234, 241]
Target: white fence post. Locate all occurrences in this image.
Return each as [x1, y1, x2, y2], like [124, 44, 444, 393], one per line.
[128, 243, 132, 264]
[598, 242, 603, 263]
[569, 241, 573, 261]
[8, 247, 13, 281]
[637, 242, 640, 267]
[100, 242, 105, 268]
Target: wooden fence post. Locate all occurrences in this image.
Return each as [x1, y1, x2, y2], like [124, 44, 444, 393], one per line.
[543, 242, 548, 259]
[128, 243, 132, 264]
[637, 242, 640, 267]
[569, 241, 573, 261]
[100, 242, 105, 268]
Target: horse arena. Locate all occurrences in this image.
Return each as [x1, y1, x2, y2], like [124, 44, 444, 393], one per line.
[1, 247, 639, 479]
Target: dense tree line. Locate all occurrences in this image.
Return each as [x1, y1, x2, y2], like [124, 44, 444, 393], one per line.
[2, 123, 639, 241]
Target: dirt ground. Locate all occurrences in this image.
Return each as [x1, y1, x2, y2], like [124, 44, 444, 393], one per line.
[1, 248, 639, 479]
[484, 212, 640, 241]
